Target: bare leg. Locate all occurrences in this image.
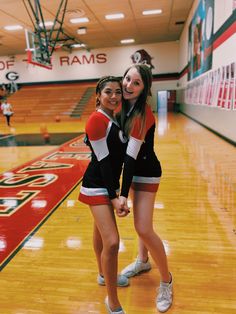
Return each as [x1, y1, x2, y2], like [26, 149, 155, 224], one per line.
[137, 238, 149, 262]
[90, 204, 122, 311]
[130, 189, 149, 263]
[133, 190, 171, 283]
[93, 222, 103, 275]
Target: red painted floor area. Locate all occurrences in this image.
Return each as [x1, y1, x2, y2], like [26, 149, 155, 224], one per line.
[0, 135, 90, 270]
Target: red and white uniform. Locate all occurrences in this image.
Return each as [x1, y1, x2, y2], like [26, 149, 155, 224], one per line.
[79, 109, 126, 205]
[121, 104, 162, 196]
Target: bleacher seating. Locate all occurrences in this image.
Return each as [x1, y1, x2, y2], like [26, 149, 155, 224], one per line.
[6, 83, 96, 122]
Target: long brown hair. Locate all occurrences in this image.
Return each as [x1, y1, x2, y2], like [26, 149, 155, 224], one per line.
[117, 64, 152, 138]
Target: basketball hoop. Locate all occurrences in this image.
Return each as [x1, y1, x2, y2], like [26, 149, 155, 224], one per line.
[26, 49, 52, 70]
[23, 0, 84, 69]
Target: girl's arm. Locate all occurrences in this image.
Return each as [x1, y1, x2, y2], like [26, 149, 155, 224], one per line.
[120, 135, 143, 197]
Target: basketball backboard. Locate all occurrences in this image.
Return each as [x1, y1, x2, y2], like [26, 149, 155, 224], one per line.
[25, 29, 52, 70]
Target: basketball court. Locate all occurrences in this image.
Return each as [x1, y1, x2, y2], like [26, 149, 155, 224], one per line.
[0, 112, 235, 313]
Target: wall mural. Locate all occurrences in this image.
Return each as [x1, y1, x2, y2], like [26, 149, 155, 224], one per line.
[188, 0, 214, 81]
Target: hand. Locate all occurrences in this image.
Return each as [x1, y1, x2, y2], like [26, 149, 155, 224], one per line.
[119, 196, 128, 210]
[111, 198, 130, 217]
[118, 196, 130, 216]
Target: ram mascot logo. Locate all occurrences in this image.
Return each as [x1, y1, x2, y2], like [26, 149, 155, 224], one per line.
[131, 49, 154, 70]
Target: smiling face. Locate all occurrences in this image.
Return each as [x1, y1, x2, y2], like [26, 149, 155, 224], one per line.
[122, 67, 145, 106]
[98, 81, 122, 116]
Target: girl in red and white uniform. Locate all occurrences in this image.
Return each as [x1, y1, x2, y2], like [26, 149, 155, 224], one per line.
[79, 76, 128, 314]
[118, 64, 173, 313]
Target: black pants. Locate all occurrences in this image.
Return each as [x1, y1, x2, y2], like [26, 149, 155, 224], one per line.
[4, 114, 11, 126]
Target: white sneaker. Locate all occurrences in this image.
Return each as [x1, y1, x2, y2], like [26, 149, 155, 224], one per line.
[104, 296, 126, 314]
[97, 274, 129, 287]
[156, 277, 173, 312]
[121, 257, 151, 278]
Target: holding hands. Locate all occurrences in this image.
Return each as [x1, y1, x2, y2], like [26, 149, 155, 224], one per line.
[111, 196, 130, 217]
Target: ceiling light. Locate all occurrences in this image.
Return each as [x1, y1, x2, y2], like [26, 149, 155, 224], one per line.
[4, 25, 23, 31]
[71, 43, 86, 48]
[39, 21, 54, 27]
[77, 27, 87, 35]
[70, 17, 89, 24]
[105, 13, 124, 20]
[142, 9, 162, 15]
[120, 39, 135, 44]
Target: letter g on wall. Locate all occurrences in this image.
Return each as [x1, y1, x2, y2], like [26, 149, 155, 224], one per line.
[6, 71, 19, 81]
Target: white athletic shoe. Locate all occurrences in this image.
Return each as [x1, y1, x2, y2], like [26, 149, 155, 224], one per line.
[156, 276, 173, 312]
[97, 274, 129, 287]
[121, 257, 151, 278]
[104, 296, 126, 314]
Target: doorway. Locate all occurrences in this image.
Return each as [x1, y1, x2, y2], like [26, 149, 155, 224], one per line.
[157, 90, 176, 112]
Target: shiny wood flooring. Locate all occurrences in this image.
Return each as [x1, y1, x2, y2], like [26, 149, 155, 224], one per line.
[0, 112, 235, 314]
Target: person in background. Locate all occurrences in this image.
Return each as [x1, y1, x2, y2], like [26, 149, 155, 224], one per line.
[117, 64, 173, 313]
[79, 76, 129, 314]
[1, 98, 13, 127]
[9, 81, 18, 94]
[0, 83, 7, 97]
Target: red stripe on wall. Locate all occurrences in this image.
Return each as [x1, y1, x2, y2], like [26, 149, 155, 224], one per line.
[213, 21, 236, 50]
[180, 19, 236, 79]
[179, 66, 189, 78]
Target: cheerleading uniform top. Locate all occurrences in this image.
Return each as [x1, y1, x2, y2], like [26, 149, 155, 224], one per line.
[79, 109, 126, 205]
[121, 104, 162, 197]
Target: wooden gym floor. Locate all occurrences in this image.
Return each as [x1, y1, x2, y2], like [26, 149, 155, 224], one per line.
[0, 112, 235, 314]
